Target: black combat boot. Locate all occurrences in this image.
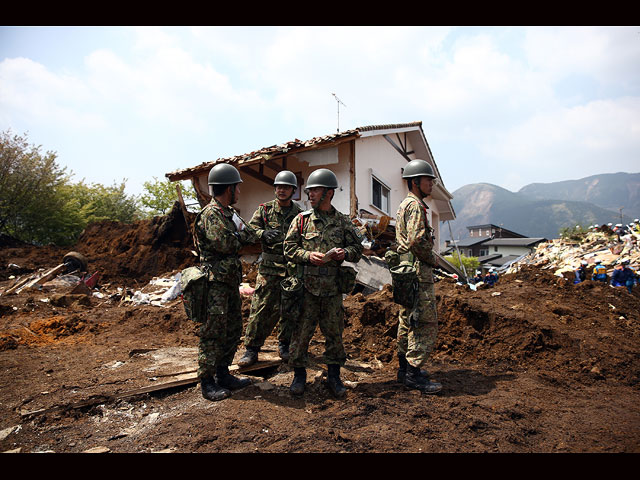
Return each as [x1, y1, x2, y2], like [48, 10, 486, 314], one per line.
[397, 354, 429, 383]
[215, 365, 251, 390]
[404, 364, 442, 395]
[200, 374, 231, 402]
[326, 364, 346, 398]
[397, 354, 408, 383]
[289, 367, 306, 396]
[237, 346, 259, 367]
[278, 341, 290, 361]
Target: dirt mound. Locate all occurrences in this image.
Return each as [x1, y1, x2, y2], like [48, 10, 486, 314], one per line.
[0, 202, 197, 287]
[73, 203, 197, 285]
[2, 211, 640, 453]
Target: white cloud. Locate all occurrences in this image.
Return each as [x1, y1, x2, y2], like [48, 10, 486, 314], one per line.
[486, 97, 640, 187]
[0, 57, 104, 129]
[523, 26, 640, 91]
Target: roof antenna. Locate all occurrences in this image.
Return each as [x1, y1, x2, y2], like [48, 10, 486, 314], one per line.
[332, 93, 346, 133]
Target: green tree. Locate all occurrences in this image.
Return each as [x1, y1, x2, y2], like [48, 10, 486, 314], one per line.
[66, 180, 140, 224]
[140, 176, 197, 217]
[1, 130, 142, 246]
[0, 130, 74, 244]
[444, 253, 480, 276]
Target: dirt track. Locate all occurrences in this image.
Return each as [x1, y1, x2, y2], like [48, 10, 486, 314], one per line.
[1, 208, 639, 453]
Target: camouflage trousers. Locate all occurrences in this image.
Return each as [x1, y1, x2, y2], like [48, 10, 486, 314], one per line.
[197, 281, 243, 378]
[288, 291, 346, 368]
[397, 281, 438, 368]
[243, 273, 292, 349]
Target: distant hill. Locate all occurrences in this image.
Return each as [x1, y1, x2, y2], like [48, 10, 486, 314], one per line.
[518, 172, 640, 215]
[446, 173, 639, 242]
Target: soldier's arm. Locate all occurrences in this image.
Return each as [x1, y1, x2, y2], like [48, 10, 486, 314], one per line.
[202, 211, 244, 254]
[284, 214, 311, 264]
[248, 204, 267, 240]
[405, 203, 437, 266]
[343, 219, 364, 263]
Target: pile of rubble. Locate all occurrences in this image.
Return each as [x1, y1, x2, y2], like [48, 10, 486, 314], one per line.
[504, 224, 640, 279]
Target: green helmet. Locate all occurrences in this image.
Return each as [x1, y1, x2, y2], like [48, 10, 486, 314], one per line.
[402, 159, 435, 179]
[208, 163, 243, 185]
[274, 170, 298, 189]
[305, 168, 339, 189]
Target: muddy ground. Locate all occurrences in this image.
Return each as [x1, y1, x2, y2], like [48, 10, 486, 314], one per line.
[1, 206, 639, 453]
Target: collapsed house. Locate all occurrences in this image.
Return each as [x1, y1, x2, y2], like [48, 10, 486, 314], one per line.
[165, 121, 462, 287]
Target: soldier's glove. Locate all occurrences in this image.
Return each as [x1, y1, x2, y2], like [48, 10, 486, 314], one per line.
[263, 229, 282, 245]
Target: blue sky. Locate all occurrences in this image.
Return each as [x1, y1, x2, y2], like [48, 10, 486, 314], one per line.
[1, 26, 639, 197]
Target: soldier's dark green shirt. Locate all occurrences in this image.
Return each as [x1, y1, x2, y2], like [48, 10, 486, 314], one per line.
[248, 199, 302, 276]
[284, 206, 364, 296]
[195, 198, 257, 286]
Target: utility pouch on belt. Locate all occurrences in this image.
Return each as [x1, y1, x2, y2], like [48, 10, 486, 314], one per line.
[180, 266, 208, 322]
[390, 263, 419, 309]
[280, 276, 304, 321]
[337, 265, 357, 294]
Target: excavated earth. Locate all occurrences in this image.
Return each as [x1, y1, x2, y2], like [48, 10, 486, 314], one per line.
[0, 207, 639, 453]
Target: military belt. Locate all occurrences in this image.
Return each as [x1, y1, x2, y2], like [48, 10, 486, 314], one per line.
[262, 252, 285, 263]
[303, 265, 339, 276]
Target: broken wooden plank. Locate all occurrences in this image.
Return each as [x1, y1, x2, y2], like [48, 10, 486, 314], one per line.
[3, 275, 34, 295]
[20, 359, 282, 418]
[23, 264, 66, 291]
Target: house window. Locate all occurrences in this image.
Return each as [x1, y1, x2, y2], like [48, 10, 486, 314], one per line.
[494, 246, 498, 252]
[370, 171, 391, 214]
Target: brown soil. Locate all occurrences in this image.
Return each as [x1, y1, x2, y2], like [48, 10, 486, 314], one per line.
[1, 206, 639, 453]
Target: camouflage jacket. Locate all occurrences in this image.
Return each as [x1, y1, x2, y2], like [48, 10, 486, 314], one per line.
[248, 199, 302, 276]
[284, 206, 364, 296]
[194, 198, 257, 286]
[395, 192, 437, 283]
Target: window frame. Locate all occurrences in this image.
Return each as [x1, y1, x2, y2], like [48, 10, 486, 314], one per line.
[369, 169, 392, 215]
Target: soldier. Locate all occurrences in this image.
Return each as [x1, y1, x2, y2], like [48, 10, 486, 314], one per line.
[193, 163, 258, 401]
[283, 168, 364, 398]
[237, 170, 303, 366]
[395, 159, 443, 394]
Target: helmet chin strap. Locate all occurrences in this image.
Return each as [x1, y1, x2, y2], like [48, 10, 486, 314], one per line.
[413, 178, 427, 198]
[230, 184, 237, 205]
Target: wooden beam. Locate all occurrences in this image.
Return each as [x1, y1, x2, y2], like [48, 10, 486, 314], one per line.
[191, 177, 211, 207]
[383, 134, 413, 162]
[349, 139, 357, 217]
[22, 264, 66, 291]
[175, 184, 195, 246]
[240, 165, 275, 186]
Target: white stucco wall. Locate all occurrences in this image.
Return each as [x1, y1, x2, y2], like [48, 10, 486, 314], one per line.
[353, 135, 441, 252]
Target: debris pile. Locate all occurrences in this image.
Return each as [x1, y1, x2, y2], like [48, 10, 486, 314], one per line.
[504, 226, 640, 281]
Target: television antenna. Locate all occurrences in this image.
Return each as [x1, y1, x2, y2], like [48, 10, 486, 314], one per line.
[332, 93, 346, 133]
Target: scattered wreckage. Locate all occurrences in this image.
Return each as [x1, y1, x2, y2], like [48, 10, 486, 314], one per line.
[503, 226, 640, 283]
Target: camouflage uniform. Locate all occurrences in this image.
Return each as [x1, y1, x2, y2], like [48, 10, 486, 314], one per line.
[395, 192, 438, 369]
[243, 199, 302, 349]
[193, 198, 257, 378]
[284, 206, 364, 368]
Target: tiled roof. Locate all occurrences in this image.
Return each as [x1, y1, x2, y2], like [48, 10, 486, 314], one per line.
[166, 122, 424, 180]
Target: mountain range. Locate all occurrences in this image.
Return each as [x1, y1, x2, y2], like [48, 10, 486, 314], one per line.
[446, 172, 640, 242]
